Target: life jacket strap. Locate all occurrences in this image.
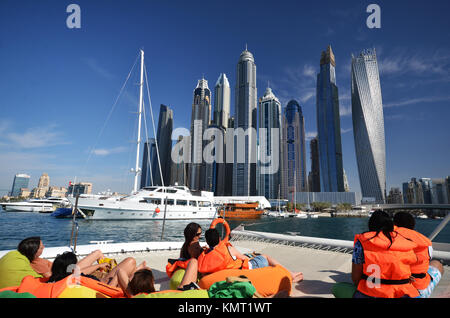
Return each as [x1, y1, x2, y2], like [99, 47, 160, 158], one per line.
[361, 274, 411, 285]
[411, 273, 426, 279]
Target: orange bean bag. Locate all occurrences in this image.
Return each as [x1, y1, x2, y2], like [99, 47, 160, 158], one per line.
[198, 265, 292, 297]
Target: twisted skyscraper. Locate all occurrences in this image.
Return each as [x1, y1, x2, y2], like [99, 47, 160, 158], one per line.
[351, 49, 386, 203]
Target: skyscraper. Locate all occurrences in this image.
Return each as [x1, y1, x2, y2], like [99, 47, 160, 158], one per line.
[140, 138, 156, 188]
[309, 137, 321, 192]
[188, 78, 211, 191]
[213, 73, 231, 129]
[10, 174, 30, 197]
[258, 87, 282, 200]
[152, 104, 173, 186]
[316, 45, 345, 192]
[351, 49, 386, 203]
[233, 47, 257, 196]
[281, 100, 307, 199]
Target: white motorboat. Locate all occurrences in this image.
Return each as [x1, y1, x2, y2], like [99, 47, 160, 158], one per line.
[1, 197, 70, 213]
[70, 185, 217, 220]
[1, 200, 54, 213]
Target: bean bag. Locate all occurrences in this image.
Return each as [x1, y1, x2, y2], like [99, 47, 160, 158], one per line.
[332, 282, 357, 298]
[0, 251, 41, 289]
[169, 269, 186, 290]
[14, 275, 123, 298]
[198, 265, 292, 297]
[134, 289, 209, 298]
[0, 290, 36, 298]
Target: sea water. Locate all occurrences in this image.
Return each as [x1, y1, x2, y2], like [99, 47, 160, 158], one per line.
[0, 208, 448, 251]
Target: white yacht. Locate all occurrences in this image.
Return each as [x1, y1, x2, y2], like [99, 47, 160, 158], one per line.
[70, 185, 217, 220]
[1, 197, 71, 213]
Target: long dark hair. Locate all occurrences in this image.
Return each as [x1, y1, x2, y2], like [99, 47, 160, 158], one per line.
[368, 210, 394, 248]
[48, 251, 78, 283]
[180, 222, 201, 259]
[17, 237, 41, 262]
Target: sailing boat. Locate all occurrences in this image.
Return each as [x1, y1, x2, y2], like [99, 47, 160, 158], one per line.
[69, 50, 216, 220]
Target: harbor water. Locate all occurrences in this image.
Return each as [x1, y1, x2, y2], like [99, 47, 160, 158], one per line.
[0, 207, 449, 251]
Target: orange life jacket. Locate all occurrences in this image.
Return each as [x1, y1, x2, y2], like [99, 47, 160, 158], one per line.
[354, 231, 419, 298]
[394, 226, 432, 290]
[197, 218, 249, 274]
[16, 275, 124, 298]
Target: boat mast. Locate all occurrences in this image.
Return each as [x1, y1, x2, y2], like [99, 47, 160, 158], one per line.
[133, 49, 145, 193]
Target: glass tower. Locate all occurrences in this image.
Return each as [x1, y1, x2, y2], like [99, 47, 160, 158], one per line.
[281, 100, 307, 199]
[189, 78, 211, 191]
[351, 49, 386, 203]
[258, 87, 282, 200]
[316, 45, 345, 192]
[10, 174, 30, 197]
[233, 48, 257, 196]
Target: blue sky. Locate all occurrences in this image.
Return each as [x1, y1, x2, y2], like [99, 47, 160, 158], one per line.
[0, 0, 449, 196]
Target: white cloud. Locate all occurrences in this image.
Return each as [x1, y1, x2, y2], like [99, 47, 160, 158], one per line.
[82, 57, 116, 80]
[384, 96, 450, 108]
[92, 146, 128, 156]
[4, 124, 69, 149]
[339, 104, 352, 117]
[341, 127, 352, 134]
[305, 131, 317, 141]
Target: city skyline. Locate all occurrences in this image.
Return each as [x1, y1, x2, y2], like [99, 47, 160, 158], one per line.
[0, 1, 449, 196]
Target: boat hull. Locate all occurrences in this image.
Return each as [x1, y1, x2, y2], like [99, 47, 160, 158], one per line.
[218, 210, 264, 219]
[78, 205, 217, 220]
[1, 203, 54, 213]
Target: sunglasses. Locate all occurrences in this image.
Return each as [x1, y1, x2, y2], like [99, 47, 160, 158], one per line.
[195, 232, 202, 237]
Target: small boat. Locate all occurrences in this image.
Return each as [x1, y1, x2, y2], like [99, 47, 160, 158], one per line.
[218, 202, 264, 219]
[1, 200, 54, 213]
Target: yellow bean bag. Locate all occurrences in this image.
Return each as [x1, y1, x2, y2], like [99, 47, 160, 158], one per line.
[0, 251, 41, 289]
[134, 289, 209, 298]
[198, 265, 292, 297]
[169, 269, 186, 290]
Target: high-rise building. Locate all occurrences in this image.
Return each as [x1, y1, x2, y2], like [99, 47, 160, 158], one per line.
[431, 178, 449, 204]
[10, 174, 30, 197]
[316, 45, 345, 192]
[170, 136, 188, 186]
[68, 182, 92, 196]
[309, 137, 320, 192]
[419, 178, 433, 204]
[188, 78, 211, 191]
[387, 187, 403, 204]
[152, 104, 173, 186]
[351, 48, 386, 203]
[403, 178, 424, 204]
[140, 138, 157, 188]
[233, 48, 257, 196]
[258, 87, 282, 200]
[281, 100, 307, 200]
[445, 176, 450, 204]
[213, 73, 231, 129]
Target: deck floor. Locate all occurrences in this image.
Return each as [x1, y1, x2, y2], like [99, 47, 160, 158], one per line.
[111, 240, 449, 298]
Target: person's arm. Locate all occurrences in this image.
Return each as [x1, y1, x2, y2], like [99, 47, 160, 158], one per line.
[351, 240, 364, 286]
[352, 263, 363, 286]
[80, 263, 109, 275]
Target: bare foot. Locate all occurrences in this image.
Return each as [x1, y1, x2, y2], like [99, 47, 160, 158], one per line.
[136, 260, 147, 271]
[292, 272, 303, 283]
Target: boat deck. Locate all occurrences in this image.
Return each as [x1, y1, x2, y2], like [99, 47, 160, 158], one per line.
[99, 238, 449, 298]
[3, 229, 447, 298]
